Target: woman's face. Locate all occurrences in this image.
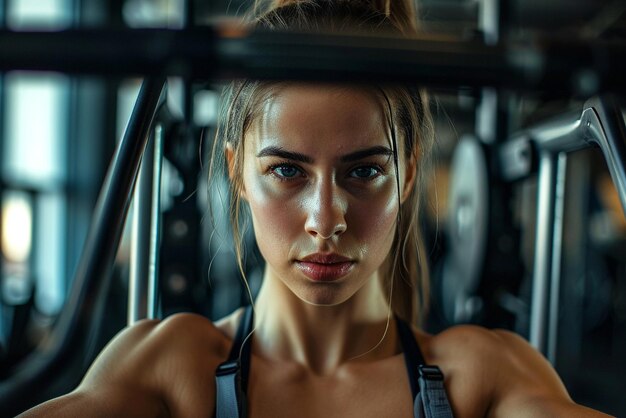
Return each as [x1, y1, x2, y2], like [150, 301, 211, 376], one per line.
[234, 84, 415, 306]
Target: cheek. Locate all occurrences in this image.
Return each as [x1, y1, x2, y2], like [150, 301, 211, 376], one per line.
[348, 188, 398, 253]
[243, 168, 301, 257]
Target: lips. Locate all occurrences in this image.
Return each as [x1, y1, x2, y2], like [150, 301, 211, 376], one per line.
[295, 253, 355, 282]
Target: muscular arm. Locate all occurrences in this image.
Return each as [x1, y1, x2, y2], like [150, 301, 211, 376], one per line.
[17, 319, 169, 418]
[18, 313, 225, 418]
[488, 330, 613, 418]
[17, 386, 167, 418]
[430, 325, 614, 418]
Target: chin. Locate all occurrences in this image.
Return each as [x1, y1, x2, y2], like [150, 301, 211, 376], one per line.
[291, 281, 357, 307]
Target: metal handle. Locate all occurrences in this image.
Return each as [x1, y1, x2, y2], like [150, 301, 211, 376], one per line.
[527, 94, 626, 360]
[0, 77, 167, 416]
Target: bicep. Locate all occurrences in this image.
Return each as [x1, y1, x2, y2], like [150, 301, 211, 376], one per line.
[17, 387, 168, 418]
[18, 320, 168, 418]
[495, 394, 614, 418]
[492, 330, 568, 395]
[489, 330, 613, 418]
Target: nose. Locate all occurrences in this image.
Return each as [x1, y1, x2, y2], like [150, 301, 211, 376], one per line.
[304, 178, 347, 240]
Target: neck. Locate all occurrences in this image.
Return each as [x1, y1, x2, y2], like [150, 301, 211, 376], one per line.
[252, 268, 399, 375]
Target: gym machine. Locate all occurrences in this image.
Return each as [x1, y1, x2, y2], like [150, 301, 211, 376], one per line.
[0, 17, 624, 418]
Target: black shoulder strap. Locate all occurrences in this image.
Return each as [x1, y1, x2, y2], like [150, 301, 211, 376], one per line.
[396, 316, 425, 399]
[215, 306, 254, 418]
[396, 317, 454, 418]
[217, 312, 453, 418]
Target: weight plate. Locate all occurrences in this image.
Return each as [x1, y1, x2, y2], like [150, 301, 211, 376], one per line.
[441, 135, 490, 323]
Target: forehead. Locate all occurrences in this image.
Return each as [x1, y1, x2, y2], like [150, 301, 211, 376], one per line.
[249, 83, 390, 153]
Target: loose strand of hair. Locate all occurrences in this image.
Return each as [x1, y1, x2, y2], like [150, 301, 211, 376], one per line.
[379, 88, 402, 223]
[349, 229, 397, 362]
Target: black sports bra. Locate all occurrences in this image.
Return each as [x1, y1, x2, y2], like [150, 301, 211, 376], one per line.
[215, 307, 454, 418]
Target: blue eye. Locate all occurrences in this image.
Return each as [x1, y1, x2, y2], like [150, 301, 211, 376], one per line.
[350, 166, 380, 179]
[272, 164, 301, 179]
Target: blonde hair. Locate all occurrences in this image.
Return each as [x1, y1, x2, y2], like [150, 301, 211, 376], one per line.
[209, 0, 434, 326]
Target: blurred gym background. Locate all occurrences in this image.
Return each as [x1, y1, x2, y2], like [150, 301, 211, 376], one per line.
[0, 0, 624, 416]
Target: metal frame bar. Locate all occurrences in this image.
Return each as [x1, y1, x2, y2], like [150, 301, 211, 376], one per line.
[128, 131, 154, 324]
[529, 151, 567, 359]
[147, 124, 164, 320]
[128, 122, 164, 325]
[0, 28, 624, 95]
[479, 0, 500, 45]
[547, 152, 567, 363]
[525, 96, 626, 359]
[0, 77, 166, 415]
[586, 96, 626, 212]
[530, 152, 558, 353]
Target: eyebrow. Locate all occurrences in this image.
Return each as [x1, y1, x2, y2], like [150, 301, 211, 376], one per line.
[256, 145, 394, 163]
[256, 146, 313, 163]
[340, 146, 394, 163]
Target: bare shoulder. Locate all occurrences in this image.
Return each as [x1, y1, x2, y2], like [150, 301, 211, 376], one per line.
[417, 325, 613, 418]
[411, 325, 503, 417]
[83, 312, 228, 384]
[421, 324, 540, 369]
[20, 313, 231, 417]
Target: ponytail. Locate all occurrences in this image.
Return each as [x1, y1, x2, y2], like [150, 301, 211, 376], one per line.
[251, 0, 420, 34]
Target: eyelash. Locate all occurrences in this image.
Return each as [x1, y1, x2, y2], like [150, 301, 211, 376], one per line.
[267, 161, 385, 182]
[268, 163, 304, 181]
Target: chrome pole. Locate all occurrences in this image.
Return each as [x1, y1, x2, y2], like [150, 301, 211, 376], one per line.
[530, 152, 557, 353]
[584, 96, 626, 217]
[0, 78, 166, 415]
[148, 124, 164, 320]
[547, 152, 567, 363]
[128, 121, 164, 324]
[128, 132, 155, 325]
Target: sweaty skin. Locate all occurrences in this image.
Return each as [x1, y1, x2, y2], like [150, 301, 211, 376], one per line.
[19, 85, 613, 418]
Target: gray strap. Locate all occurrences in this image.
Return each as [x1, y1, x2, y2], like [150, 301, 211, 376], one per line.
[414, 394, 425, 418]
[215, 361, 242, 418]
[417, 365, 454, 418]
[215, 306, 253, 418]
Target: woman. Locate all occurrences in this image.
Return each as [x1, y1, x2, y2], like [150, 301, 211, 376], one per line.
[20, 0, 611, 417]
